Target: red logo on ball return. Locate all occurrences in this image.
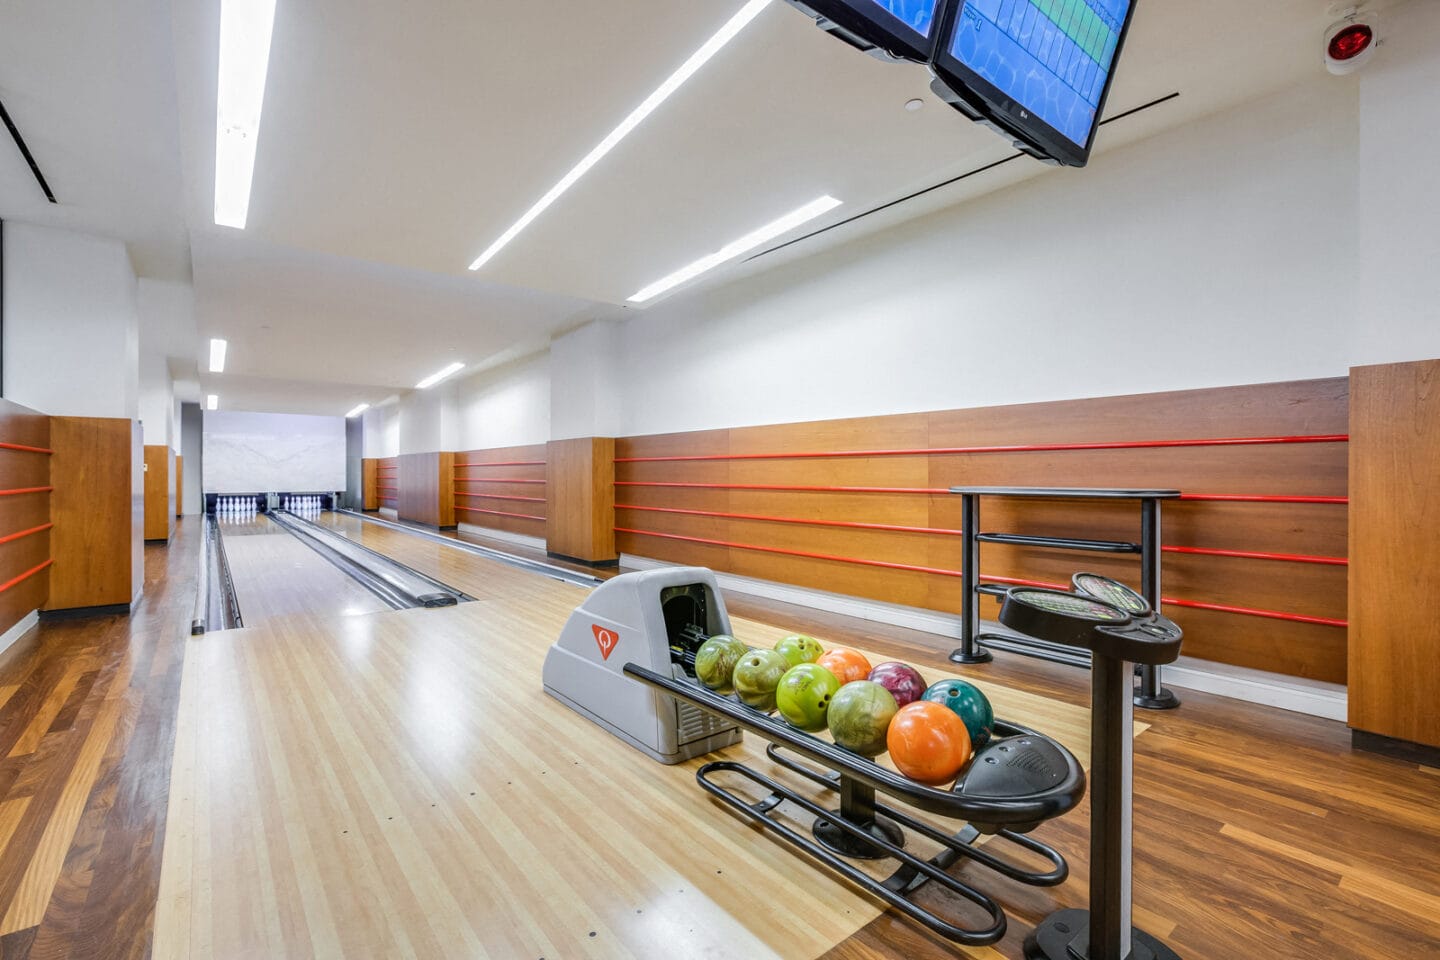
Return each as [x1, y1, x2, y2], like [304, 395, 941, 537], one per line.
[592, 625, 619, 660]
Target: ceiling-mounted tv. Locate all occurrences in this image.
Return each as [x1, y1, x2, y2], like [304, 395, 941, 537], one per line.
[930, 0, 1137, 166]
[782, 0, 947, 62]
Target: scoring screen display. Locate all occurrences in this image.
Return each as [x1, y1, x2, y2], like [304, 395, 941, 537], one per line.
[948, 0, 1131, 149]
[866, 0, 942, 39]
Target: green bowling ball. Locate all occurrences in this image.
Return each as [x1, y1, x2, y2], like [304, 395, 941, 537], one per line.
[921, 678, 995, 749]
[775, 634, 825, 667]
[731, 648, 791, 712]
[694, 635, 748, 693]
[775, 663, 841, 732]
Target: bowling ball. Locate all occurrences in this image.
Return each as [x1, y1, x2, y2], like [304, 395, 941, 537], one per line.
[827, 680, 898, 756]
[694, 635, 748, 693]
[921, 679, 995, 750]
[731, 648, 791, 712]
[867, 661, 927, 708]
[775, 634, 825, 667]
[775, 663, 841, 732]
[886, 701, 973, 786]
[816, 648, 872, 685]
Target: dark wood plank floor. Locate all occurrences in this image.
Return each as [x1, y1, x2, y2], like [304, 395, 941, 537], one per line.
[0, 514, 1437, 958]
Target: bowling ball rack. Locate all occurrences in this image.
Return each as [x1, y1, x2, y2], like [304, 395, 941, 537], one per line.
[623, 663, 1086, 947]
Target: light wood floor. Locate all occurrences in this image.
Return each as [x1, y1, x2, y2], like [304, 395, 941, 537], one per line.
[219, 515, 389, 623]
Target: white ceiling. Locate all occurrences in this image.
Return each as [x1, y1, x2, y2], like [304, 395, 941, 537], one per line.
[0, 0, 1359, 415]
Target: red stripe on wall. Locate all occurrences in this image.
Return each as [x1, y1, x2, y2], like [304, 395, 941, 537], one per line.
[0, 559, 52, 594]
[0, 442, 53, 454]
[455, 506, 544, 521]
[615, 503, 965, 536]
[455, 460, 546, 467]
[0, 523, 53, 546]
[615, 433, 1349, 463]
[615, 481, 950, 495]
[1162, 545, 1347, 566]
[455, 477, 546, 485]
[455, 492, 545, 503]
[1179, 494, 1348, 504]
[617, 528, 1346, 627]
[0, 486, 53, 497]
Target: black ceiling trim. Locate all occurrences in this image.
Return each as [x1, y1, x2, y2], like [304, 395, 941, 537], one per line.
[746, 91, 1181, 264]
[0, 96, 57, 204]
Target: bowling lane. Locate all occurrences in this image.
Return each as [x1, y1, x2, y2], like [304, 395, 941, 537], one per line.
[310, 511, 592, 604]
[216, 513, 392, 623]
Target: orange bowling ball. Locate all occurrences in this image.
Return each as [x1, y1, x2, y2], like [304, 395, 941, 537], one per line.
[886, 701, 973, 786]
[817, 648, 873, 685]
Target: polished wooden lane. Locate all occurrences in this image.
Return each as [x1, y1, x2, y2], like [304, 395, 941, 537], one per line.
[155, 579, 1095, 960]
[314, 515, 1440, 959]
[217, 514, 390, 624]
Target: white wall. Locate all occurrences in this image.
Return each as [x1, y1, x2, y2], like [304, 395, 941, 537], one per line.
[551, 320, 622, 440]
[398, 387, 456, 454]
[1355, 0, 1440, 365]
[453, 352, 551, 450]
[2, 222, 140, 418]
[362, 402, 400, 458]
[202, 410, 346, 493]
[613, 77, 1364, 436]
[138, 349, 173, 447]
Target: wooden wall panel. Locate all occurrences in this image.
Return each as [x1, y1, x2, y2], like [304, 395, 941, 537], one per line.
[143, 445, 175, 542]
[395, 453, 455, 529]
[0, 399, 53, 634]
[546, 438, 615, 564]
[376, 457, 398, 512]
[361, 458, 379, 511]
[48, 417, 137, 611]
[454, 444, 547, 539]
[1348, 359, 1440, 747]
[616, 378, 1352, 681]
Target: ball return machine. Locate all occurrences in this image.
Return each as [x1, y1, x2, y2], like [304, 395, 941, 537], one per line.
[543, 567, 1184, 957]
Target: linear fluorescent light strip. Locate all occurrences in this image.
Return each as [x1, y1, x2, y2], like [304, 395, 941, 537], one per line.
[468, 0, 772, 272]
[214, 0, 278, 228]
[206, 395, 219, 411]
[415, 362, 465, 390]
[345, 403, 370, 418]
[628, 195, 841, 303]
[209, 338, 228, 373]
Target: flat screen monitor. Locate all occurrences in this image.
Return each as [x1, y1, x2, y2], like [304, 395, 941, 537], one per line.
[785, 0, 946, 62]
[932, 0, 1136, 166]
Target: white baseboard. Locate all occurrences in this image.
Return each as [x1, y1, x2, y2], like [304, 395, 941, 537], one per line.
[379, 508, 398, 520]
[620, 553, 1347, 721]
[457, 523, 547, 552]
[0, 610, 38, 658]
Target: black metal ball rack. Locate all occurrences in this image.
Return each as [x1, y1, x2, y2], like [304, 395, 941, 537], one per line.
[622, 662, 1086, 948]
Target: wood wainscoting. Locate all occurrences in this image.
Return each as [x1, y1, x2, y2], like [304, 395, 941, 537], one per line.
[143, 445, 175, 542]
[374, 457, 397, 513]
[361, 458, 379, 511]
[453, 444, 547, 539]
[1348, 359, 1440, 749]
[0, 400, 52, 638]
[396, 452, 455, 528]
[47, 417, 142, 612]
[546, 437, 615, 564]
[616, 378, 1350, 683]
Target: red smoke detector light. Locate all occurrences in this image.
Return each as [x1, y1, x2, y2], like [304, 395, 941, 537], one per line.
[1328, 23, 1374, 61]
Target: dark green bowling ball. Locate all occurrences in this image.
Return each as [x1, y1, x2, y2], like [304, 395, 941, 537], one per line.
[921, 679, 995, 749]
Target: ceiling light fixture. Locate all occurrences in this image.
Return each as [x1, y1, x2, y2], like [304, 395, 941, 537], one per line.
[415, 362, 465, 390]
[467, 0, 773, 272]
[206, 394, 220, 411]
[628, 194, 842, 303]
[345, 403, 370, 418]
[214, 0, 278, 228]
[209, 337, 229, 373]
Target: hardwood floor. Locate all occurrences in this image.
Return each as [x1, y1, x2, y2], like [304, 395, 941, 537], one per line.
[0, 514, 1435, 957]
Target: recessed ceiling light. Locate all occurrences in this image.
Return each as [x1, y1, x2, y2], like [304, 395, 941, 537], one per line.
[467, 0, 773, 272]
[206, 394, 220, 411]
[415, 362, 465, 390]
[209, 338, 228, 373]
[628, 195, 842, 303]
[214, 0, 278, 229]
[344, 403, 370, 418]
